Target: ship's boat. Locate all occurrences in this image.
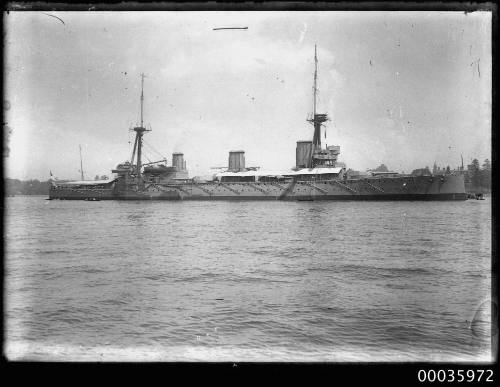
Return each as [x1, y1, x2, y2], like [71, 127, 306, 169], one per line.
[49, 48, 467, 201]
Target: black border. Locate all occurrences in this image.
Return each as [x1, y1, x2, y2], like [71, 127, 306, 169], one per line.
[2, 1, 497, 12]
[1, 1, 497, 382]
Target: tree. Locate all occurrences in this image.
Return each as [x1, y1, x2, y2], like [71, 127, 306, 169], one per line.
[469, 159, 481, 189]
[411, 167, 431, 176]
[481, 159, 491, 190]
[94, 175, 100, 180]
[446, 166, 450, 174]
[372, 164, 389, 172]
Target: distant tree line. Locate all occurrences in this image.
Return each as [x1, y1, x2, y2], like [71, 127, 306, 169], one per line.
[6, 159, 491, 195]
[465, 158, 491, 193]
[411, 167, 432, 176]
[371, 164, 389, 172]
[371, 158, 491, 193]
[5, 178, 50, 195]
[6, 174, 111, 196]
[428, 158, 491, 192]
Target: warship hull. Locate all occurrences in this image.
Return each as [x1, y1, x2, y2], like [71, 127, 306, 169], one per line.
[49, 174, 467, 201]
[49, 51, 468, 202]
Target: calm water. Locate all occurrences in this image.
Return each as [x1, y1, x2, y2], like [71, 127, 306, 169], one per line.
[5, 196, 492, 361]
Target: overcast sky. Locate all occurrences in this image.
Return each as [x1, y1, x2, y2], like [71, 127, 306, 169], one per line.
[4, 11, 491, 180]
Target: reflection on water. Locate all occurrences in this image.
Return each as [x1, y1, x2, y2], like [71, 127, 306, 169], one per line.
[5, 197, 492, 361]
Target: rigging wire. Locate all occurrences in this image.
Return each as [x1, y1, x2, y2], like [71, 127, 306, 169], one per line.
[142, 143, 162, 160]
[142, 142, 167, 166]
[141, 142, 155, 162]
[143, 139, 166, 160]
[139, 137, 153, 164]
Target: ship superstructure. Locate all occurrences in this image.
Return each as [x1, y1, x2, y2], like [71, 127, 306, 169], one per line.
[49, 47, 466, 201]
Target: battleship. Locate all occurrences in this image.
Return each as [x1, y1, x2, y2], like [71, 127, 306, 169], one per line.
[49, 47, 467, 201]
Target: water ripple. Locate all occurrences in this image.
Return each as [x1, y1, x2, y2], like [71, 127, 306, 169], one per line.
[4, 197, 491, 361]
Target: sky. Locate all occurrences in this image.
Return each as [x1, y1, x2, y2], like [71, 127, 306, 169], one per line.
[4, 11, 492, 180]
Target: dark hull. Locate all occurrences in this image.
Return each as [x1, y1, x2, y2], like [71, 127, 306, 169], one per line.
[49, 174, 467, 201]
[50, 193, 467, 201]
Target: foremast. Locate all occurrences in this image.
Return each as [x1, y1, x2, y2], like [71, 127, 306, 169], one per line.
[129, 73, 151, 184]
[79, 144, 85, 180]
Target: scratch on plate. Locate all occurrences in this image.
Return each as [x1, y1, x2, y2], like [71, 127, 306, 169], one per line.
[42, 12, 65, 25]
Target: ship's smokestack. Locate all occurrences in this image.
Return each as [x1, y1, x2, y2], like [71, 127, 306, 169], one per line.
[228, 150, 245, 172]
[296, 141, 312, 168]
[172, 153, 185, 171]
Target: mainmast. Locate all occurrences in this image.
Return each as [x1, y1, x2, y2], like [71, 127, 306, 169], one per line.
[79, 144, 84, 181]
